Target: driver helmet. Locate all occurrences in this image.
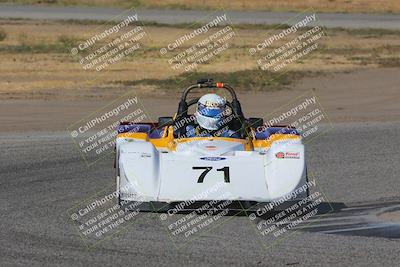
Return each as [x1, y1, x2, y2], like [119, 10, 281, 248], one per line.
[195, 93, 226, 130]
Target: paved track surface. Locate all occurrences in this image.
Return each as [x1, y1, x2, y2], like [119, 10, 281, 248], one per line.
[0, 4, 400, 29]
[1, 122, 400, 266]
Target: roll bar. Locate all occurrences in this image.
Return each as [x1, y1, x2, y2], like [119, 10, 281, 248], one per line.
[177, 79, 244, 120]
[180, 79, 238, 101]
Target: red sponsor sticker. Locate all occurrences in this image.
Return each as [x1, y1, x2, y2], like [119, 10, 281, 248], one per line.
[275, 151, 300, 159]
[205, 145, 217, 150]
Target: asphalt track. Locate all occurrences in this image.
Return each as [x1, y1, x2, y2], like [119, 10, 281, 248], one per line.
[0, 4, 400, 29]
[1, 121, 400, 266]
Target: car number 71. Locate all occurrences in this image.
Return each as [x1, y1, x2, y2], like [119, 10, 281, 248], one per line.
[192, 166, 230, 183]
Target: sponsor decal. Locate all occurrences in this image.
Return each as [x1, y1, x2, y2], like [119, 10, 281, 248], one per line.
[140, 153, 152, 158]
[205, 145, 217, 150]
[275, 151, 300, 159]
[200, 157, 226, 161]
[286, 152, 300, 159]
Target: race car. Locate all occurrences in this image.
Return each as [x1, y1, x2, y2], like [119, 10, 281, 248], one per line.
[115, 79, 309, 211]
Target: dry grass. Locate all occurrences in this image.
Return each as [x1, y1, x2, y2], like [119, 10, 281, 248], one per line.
[2, 0, 400, 13]
[0, 19, 399, 99]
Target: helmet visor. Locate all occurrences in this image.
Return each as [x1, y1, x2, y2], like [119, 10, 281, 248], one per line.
[198, 103, 224, 118]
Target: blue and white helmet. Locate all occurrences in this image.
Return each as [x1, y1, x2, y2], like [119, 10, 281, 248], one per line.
[195, 93, 226, 130]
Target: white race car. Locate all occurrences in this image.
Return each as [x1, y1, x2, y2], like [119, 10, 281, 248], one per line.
[115, 79, 308, 211]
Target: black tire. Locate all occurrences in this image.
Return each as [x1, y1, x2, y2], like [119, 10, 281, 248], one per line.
[119, 200, 154, 212]
[248, 117, 264, 128]
[305, 166, 310, 197]
[158, 117, 174, 127]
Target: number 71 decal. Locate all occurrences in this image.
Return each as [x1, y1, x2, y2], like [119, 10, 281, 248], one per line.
[192, 166, 230, 183]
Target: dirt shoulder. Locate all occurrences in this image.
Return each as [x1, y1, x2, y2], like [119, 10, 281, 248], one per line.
[1, 68, 398, 132]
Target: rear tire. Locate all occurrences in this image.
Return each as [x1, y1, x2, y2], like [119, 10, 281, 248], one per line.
[158, 117, 174, 127]
[119, 200, 154, 212]
[248, 117, 264, 128]
[116, 175, 122, 206]
[305, 165, 310, 197]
